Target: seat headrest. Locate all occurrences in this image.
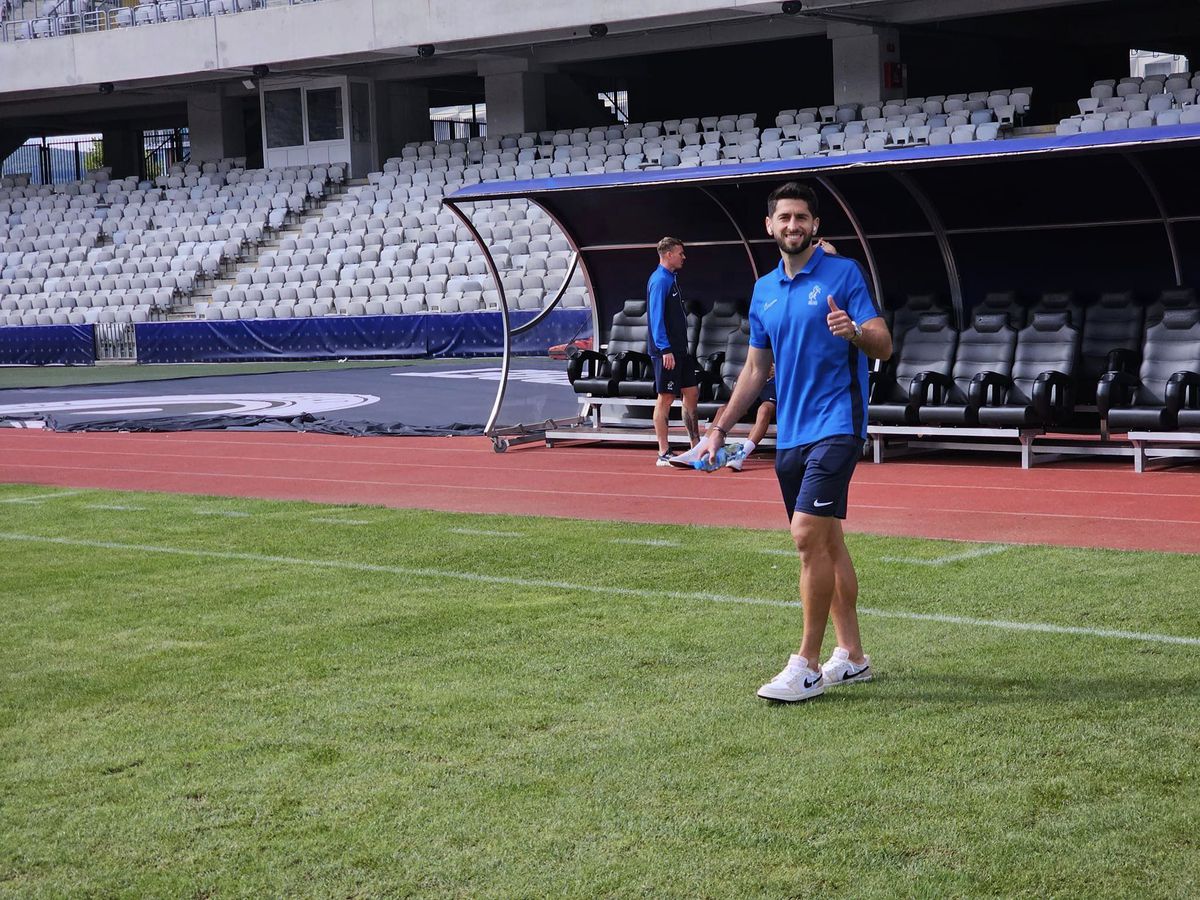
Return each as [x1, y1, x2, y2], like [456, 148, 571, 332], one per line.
[917, 312, 951, 332]
[1039, 292, 1073, 310]
[1161, 308, 1200, 329]
[972, 313, 1008, 333]
[906, 293, 937, 311]
[1031, 311, 1070, 331]
[711, 299, 737, 317]
[1098, 291, 1134, 308]
[982, 291, 1017, 307]
[1159, 287, 1197, 309]
[623, 299, 646, 316]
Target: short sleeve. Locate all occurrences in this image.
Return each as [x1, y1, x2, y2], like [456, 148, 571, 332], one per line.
[749, 298, 770, 350]
[844, 265, 879, 325]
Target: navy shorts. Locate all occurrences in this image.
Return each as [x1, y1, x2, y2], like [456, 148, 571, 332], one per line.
[759, 377, 777, 406]
[775, 434, 863, 520]
[651, 353, 698, 395]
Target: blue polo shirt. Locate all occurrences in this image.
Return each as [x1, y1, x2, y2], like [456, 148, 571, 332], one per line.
[646, 264, 687, 355]
[748, 248, 880, 449]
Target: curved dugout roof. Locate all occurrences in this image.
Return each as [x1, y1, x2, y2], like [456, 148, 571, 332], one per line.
[447, 124, 1200, 345]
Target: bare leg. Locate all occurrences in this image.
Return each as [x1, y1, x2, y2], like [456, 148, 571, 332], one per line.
[790, 512, 840, 667]
[829, 519, 866, 663]
[652, 392, 673, 455]
[747, 401, 775, 447]
[681, 385, 700, 446]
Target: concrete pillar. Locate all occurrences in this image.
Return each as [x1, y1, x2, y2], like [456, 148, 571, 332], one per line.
[828, 22, 903, 107]
[102, 126, 141, 179]
[480, 58, 547, 136]
[186, 88, 246, 163]
[376, 81, 431, 162]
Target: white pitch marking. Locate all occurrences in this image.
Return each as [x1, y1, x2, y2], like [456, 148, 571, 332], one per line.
[0, 531, 1197, 647]
[85, 504, 147, 512]
[756, 548, 795, 557]
[611, 538, 681, 548]
[882, 544, 1013, 566]
[448, 527, 526, 538]
[0, 490, 86, 505]
[310, 517, 373, 526]
[193, 509, 251, 518]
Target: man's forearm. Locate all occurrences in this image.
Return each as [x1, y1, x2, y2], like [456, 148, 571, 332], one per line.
[712, 364, 770, 434]
[855, 325, 892, 362]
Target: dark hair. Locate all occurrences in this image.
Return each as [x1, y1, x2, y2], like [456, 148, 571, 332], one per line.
[767, 181, 819, 218]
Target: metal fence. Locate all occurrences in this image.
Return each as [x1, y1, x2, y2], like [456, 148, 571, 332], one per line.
[94, 322, 137, 361]
[431, 118, 487, 142]
[0, 134, 102, 186]
[1, 0, 327, 43]
[142, 128, 189, 182]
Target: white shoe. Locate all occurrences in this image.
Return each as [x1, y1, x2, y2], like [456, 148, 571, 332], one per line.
[724, 442, 748, 471]
[667, 442, 706, 468]
[820, 647, 872, 687]
[656, 452, 675, 467]
[757, 654, 825, 702]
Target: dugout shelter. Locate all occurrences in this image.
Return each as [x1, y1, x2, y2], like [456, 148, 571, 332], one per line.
[447, 123, 1200, 460]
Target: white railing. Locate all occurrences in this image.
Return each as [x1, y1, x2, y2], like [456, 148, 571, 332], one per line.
[1, 0, 326, 42]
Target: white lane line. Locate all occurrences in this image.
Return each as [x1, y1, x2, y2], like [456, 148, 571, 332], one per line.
[0, 531, 1196, 647]
[85, 504, 148, 512]
[0, 490, 86, 504]
[611, 538, 681, 548]
[882, 545, 1013, 566]
[193, 509, 250, 518]
[756, 548, 795, 557]
[310, 517, 373, 526]
[447, 527, 526, 538]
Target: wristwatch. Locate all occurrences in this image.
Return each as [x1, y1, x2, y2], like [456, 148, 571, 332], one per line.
[850, 320, 862, 342]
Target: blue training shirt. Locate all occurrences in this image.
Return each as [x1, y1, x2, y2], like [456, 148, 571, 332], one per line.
[646, 264, 687, 355]
[748, 247, 881, 449]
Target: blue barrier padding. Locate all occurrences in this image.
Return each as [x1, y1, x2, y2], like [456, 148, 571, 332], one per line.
[427, 309, 592, 358]
[136, 315, 429, 363]
[0, 324, 94, 366]
[135, 310, 593, 364]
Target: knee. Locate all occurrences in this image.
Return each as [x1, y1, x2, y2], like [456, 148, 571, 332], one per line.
[790, 519, 840, 560]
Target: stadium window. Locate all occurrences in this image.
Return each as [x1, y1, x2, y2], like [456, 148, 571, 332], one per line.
[306, 87, 345, 142]
[264, 89, 304, 148]
[1129, 49, 1189, 78]
[429, 102, 485, 140]
[598, 89, 628, 123]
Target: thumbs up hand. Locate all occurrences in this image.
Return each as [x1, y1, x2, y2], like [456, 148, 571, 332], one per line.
[826, 295, 856, 340]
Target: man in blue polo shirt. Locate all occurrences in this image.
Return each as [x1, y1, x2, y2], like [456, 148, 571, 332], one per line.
[647, 236, 699, 466]
[701, 181, 893, 703]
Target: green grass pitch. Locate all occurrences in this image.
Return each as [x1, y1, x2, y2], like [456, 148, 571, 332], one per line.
[1, 484, 1197, 897]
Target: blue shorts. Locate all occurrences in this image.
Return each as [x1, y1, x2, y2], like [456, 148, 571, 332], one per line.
[651, 353, 698, 395]
[775, 434, 862, 521]
[759, 378, 777, 406]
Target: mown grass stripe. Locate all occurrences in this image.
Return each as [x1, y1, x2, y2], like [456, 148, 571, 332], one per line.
[0, 490, 86, 504]
[1, 531, 1196, 647]
[882, 545, 1013, 566]
[447, 527, 526, 538]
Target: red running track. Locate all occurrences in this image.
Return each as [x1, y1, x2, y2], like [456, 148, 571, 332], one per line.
[0, 430, 1198, 553]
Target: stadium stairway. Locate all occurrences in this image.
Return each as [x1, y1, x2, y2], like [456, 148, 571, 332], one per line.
[177, 178, 359, 319]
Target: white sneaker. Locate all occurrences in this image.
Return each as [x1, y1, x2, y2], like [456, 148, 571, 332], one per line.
[820, 647, 873, 687]
[655, 452, 674, 467]
[757, 654, 825, 702]
[667, 442, 706, 468]
[724, 442, 748, 471]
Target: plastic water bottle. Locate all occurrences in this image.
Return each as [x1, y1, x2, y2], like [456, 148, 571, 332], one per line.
[691, 446, 728, 472]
